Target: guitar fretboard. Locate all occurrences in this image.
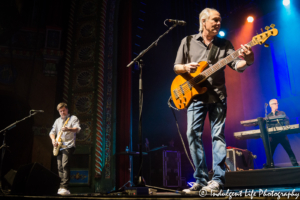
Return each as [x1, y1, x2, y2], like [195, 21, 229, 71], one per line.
[189, 40, 255, 86]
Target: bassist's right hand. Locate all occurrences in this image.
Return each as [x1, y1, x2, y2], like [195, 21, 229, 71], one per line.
[184, 62, 199, 73]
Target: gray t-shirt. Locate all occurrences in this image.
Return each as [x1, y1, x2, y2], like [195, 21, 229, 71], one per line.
[49, 114, 81, 150]
[174, 32, 243, 103]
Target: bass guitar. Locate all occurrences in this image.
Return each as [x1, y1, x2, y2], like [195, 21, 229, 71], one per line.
[170, 24, 278, 110]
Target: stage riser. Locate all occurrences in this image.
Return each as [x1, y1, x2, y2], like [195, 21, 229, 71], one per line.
[225, 167, 300, 188]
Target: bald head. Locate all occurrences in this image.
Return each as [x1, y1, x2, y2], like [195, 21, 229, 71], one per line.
[269, 99, 278, 112]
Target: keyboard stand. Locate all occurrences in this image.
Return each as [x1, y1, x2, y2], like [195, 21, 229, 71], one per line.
[257, 117, 274, 168]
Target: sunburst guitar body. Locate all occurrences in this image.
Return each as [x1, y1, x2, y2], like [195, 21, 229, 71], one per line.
[170, 24, 278, 110]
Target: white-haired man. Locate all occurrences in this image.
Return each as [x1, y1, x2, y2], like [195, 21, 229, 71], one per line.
[267, 99, 298, 167]
[174, 8, 254, 194]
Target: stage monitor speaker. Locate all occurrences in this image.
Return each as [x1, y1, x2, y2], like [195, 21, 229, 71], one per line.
[11, 162, 60, 195]
[4, 169, 17, 186]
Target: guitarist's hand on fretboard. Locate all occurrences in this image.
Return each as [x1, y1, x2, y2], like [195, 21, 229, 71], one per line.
[62, 127, 69, 132]
[239, 44, 254, 65]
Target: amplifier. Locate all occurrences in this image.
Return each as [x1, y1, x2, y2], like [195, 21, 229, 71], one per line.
[226, 148, 255, 171]
[150, 150, 181, 187]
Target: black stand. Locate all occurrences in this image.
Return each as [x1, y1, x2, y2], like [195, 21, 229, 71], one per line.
[127, 23, 179, 188]
[257, 117, 274, 168]
[0, 111, 40, 192]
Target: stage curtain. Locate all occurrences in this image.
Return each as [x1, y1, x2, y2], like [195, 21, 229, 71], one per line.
[116, 0, 132, 188]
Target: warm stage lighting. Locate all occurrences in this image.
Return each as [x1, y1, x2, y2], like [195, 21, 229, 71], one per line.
[247, 16, 254, 23]
[283, 0, 290, 6]
[219, 31, 225, 37]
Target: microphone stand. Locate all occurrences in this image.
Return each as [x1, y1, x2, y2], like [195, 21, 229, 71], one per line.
[127, 23, 179, 187]
[0, 111, 40, 193]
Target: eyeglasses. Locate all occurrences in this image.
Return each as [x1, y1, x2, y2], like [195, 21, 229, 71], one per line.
[271, 103, 278, 105]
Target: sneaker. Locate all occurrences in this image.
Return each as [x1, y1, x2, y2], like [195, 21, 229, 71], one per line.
[58, 188, 71, 195]
[201, 180, 220, 193]
[182, 183, 202, 194]
[57, 188, 62, 194]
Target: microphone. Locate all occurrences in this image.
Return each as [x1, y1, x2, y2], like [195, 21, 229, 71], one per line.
[265, 103, 268, 106]
[167, 19, 186, 26]
[31, 110, 44, 113]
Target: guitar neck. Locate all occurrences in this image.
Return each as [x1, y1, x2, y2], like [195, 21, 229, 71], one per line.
[56, 118, 70, 140]
[192, 40, 255, 84]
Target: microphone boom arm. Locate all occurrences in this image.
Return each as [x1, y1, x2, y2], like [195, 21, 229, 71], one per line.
[127, 23, 178, 68]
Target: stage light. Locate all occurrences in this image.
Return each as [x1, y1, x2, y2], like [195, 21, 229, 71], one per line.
[247, 16, 254, 23]
[219, 31, 225, 37]
[283, 0, 290, 6]
[187, 182, 194, 187]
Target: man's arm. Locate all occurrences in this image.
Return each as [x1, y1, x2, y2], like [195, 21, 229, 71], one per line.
[62, 116, 81, 133]
[61, 127, 79, 132]
[174, 62, 199, 74]
[49, 120, 58, 146]
[236, 44, 255, 71]
[236, 60, 252, 72]
[281, 111, 290, 126]
[49, 133, 57, 147]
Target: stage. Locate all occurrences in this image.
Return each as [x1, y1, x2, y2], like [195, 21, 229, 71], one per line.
[1, 188, 300, 200]
[1, 166, 300, 200]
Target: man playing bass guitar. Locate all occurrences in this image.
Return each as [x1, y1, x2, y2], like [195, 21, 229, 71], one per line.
[174, 8, 254, 194]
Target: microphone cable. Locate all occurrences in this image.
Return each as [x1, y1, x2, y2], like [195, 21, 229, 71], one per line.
[167, 97, 195, 172]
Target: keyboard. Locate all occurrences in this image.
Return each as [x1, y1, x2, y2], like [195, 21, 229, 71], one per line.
[240, 115, 286, 127]
[234, 124, 300, 140]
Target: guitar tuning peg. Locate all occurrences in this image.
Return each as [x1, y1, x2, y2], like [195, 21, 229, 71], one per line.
[264, 43, 269, 48]
[261, 28, 264, 33]
[270, 24, 275, 29]
[265, 26, 270, 31]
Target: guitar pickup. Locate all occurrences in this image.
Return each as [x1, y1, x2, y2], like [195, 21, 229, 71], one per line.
[180, 85, 185, 95]
[173, 90, 179, 100]
[187, 82, 192, 90]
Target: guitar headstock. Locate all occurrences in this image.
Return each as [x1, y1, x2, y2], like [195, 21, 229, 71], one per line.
[252, 24, 278, 46]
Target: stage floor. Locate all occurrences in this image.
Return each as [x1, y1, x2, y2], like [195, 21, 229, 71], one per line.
[1, 187, 300, 200]
[2, 167, 300, 199]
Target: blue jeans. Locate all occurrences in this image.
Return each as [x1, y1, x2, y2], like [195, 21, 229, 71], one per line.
[187, 99, 227, 186]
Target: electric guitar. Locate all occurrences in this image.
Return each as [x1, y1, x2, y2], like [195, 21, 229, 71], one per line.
[53, 117, 70, 156]
[170, 24, 278, 110]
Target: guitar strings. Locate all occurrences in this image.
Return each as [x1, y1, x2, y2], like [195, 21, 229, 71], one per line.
[175, 41, 254, 98]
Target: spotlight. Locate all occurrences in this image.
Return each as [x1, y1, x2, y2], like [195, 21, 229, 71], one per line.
[283, 0, 290, 6]
[219, 31, 225, 37]
[247, 16, 254, 23]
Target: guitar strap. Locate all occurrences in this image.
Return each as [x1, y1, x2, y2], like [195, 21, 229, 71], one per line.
[186, 35, 193, 63]
[207, 37, 220, 64]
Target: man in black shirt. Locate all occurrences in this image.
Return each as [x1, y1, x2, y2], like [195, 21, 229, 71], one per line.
[267, 99, 298, 166]
[174, 8, 254, 194]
